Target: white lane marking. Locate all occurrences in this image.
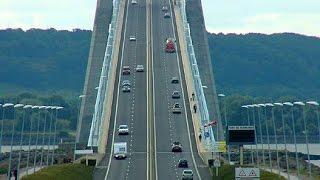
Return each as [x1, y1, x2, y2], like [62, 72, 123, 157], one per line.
[105, 0, 130, 179]
[146, 0, 150, 177]
[168, 0, 201, 179]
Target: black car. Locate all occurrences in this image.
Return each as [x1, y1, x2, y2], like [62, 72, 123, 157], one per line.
[178, 159, 188, 168]
[171, 77, 179, 83]
[171, 141, 182, 152]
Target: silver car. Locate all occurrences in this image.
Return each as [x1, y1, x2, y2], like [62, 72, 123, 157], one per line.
[122, 85, 131, 92]
[122, 80, 131, 87]
[182, 169, 193, 180]
[129, 36, 136, 41]
[172, 103, 182, 114]
[136, 65, 144, 72]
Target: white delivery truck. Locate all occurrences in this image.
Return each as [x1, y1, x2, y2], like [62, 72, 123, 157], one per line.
[113, 142, 127, 159]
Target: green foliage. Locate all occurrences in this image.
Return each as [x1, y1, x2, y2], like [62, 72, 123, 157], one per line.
[208, 33, 320, 98]
[0, 28, 91, 94]
[22, 164, 94, 180]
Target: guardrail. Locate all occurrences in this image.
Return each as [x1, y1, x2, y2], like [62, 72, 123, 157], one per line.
[88, 0, 120, 147]
[177, 0, 216, 151]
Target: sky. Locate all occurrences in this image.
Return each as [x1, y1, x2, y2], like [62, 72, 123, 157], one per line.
[0, 0, 319, 36]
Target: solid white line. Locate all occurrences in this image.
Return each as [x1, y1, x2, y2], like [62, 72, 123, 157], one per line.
[104, 0, 130, 179]
[168, 0, 201, 179]
[146, 0, 150, 177]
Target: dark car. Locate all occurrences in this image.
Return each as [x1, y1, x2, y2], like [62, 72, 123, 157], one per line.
[122, 66, 130, 75]
[164, 12, 171, 18]
[171, 141, 182, 152]
[178, 159, 188, 168]
[171, 77, 179, 83]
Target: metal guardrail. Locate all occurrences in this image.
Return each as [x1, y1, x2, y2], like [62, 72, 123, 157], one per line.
[178, 0, 216, 151]
[88, 0, 120, 147]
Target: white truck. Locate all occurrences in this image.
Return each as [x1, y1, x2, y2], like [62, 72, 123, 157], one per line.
[113, 142, 127, 159]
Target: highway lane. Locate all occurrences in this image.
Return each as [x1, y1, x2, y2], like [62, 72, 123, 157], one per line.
[103, 0, 148, 179]
[152, 0, 211, 179]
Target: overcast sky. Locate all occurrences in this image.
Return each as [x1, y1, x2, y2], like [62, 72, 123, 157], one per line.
[1, 0, 319, 36]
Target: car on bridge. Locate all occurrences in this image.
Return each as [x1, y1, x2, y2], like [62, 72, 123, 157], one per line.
[165, 38, 176, 53]
[178, 159, 188, 168]
[118, 125, 129, 135]
[122, 85, 131, 92]
[171, 77, 179, 84]
[131, 0, 137, 5]
[182, 169, 193, 180]
[162, 6, 168, 12]
[135, 64, 144, 72]
[172, 103, 182, 114]
[172, 91, 180, 99]
[114, 142, 127, 160]
[122, 80, 131, 86]
[122, 66, 131, 75]
[171, 141, 182, 152]
[129, 35, 136, 41]
[164, 12, 171, 18]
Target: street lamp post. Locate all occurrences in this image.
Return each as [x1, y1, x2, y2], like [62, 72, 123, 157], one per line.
[294, 101, 311, 179]
[74, 95, 86, 163]
[252, 104, 260, 165]
[52, 106, 63, 165]
[17, 105, 33, 180]
[274, 102, 290, 180]
[218, 93, 230, 163]
[7, 103, 20, 180]
[306, 101, 320, 144]
[26, 105, 39, 176]
[0, 103, 14, 162]
[284, 102, 300, 178]
[256, 104, 266, 166]
[266, 103, 280, 175]
[242, 105, 254, 165]
[40, 106, 50, 168]
[46, 106, 56, 166]
[33, 106, 45, 173]
[261, 103, 272, 172]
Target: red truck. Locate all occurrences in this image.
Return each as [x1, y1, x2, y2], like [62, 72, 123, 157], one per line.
[165, 38, 176, 53]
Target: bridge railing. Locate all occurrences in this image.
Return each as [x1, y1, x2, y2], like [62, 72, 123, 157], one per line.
[88, 0, 120, 148]
[177, 0, 216, 151]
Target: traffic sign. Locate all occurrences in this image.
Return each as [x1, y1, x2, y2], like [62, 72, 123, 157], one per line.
[235, 167, 260, 179]
[214, 159, 221, 167]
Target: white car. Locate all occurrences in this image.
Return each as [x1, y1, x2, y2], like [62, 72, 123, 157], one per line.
[162, 6, 168, 12]
[118, 125, 129, 135]
[131, 0, 137, 4]
[136, 65, 144, 72]
[129, 36, 136, 41]
[182, 169, 193, 180]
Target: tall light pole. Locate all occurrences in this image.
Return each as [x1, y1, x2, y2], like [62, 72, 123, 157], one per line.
[306, 101, 320, 144]
[0, 103, 14, 162]
[52, 106, 63, 165]
[284, 102, 300, 178]
[218, 93, 230, 163]
[256, 104, 266, 166]
[26, 105, 39, 176]
[46, 106, 56, 166]
[40, 106, 50, 168]
[17, 105, 33, 180]
[266, 103, 280, 175]
[33, 106, 45, 173]
[294, 101, 311, 179]
[7, 103, 23, 180]
[242, 105, 254, 165]
[74, 95, 86, 163]
[252, 104, 260, 165]
[274, 102, 290, 180]
[261, 103, 272, 171]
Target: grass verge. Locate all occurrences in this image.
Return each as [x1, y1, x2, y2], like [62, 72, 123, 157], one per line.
[211, 165, 286, 180]
[22, 163, 94, 180]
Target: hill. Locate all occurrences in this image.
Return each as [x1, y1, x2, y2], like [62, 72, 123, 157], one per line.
[208, 32, 320, 98]
[1, 29, 320, 98]
[0, 28, 91, 95]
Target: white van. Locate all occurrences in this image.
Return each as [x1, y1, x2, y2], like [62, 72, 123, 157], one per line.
[114, 142, 127, 159]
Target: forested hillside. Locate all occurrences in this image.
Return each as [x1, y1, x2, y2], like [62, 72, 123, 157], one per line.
[0, 28, 91, 94]
[1, 29, 320, 99]
[208, 33, 320, 98]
